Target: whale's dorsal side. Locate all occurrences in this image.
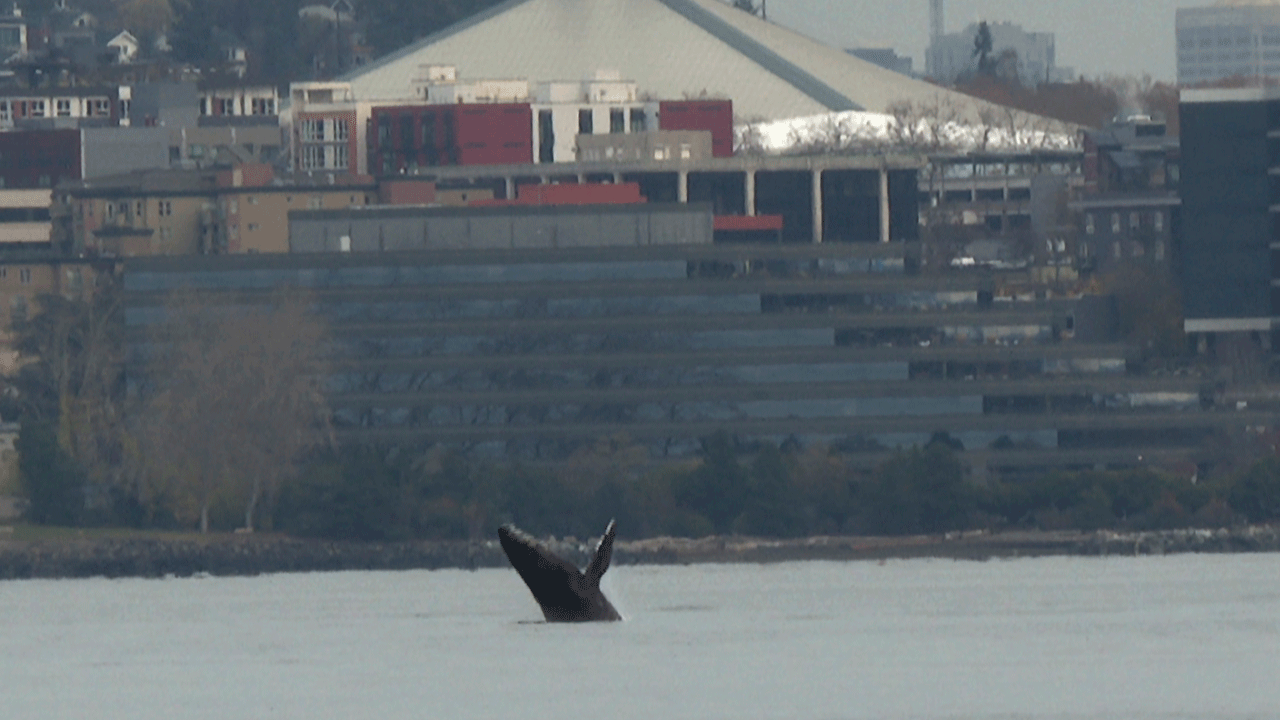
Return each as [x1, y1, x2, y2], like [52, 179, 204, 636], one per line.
[497, 520, 622, 623]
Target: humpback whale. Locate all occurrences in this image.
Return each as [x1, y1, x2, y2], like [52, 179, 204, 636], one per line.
[497, 519, 622, 622]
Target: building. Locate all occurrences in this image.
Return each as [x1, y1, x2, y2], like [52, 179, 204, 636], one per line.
[120, 239, 1263, 480]
[1178, 86, 1278, 347]
[926, 21, 1066, 86]
[0, 85, 125, 129]
[921, 149, 1082, 243]
[54, 164, 379, 256]
[1177, 1, 1280, 86]
[288, 81, 366, 174]
[1072, 116, 1181, 272]
[0, 129, 82, 189]
[295, 71, 734, 176]
[334, 0, 1029, 123]
[577, 130, 714, 164]
[0, 5, 27, 61]
[371, 153, 919, 245]
[368, 102, 533, 173]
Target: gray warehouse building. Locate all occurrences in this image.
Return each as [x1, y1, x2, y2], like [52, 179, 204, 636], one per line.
[289, 203, 713, 253]
[122, 238, 1256, 480]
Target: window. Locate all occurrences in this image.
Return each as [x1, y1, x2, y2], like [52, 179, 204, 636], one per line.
[1129, 211, 1140, 230]
[158, 200, 172, 217]
[217, 98, 235, 115]
[333, 119, 349, 141]
[135, 200, 144, 219]
[1111, 212, 1121, 233]
[308, 195, 322, 209]
[301, 119, 325, 142]
[251, 97, 275, 115]
[333, 144, 349, 169]
[1084, 213, 1095, 235]
[629, 108, 646, 133]
[1113, 241, 1122, 259]
[229, 200, 238, 215]
[0, 267, 6, 279]
[609, 109, 625, 133]
[301, 145, 324, 169]
[538, 110, 554, 163]
[56, 99, 72, 117]
[19, 268, 31, 284]
[120, 99, 130, 117]
[1155, 241, 1166, 261]
[1153, 211, 1164, 232]
[30, 100, 45, 117]
[578, 109, 593, 135]
[247, 223, 259, 231]
[0, 100, 9, 122]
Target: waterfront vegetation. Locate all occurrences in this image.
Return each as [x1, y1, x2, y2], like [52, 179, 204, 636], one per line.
[4, 287, 1280, 544]
[11, 422, 1280, 543]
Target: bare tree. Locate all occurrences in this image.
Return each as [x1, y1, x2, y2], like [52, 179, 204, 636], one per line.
[139, 287, 332, 532]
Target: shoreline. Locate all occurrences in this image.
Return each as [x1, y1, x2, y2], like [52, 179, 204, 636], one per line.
[2, 525, 1278, 580]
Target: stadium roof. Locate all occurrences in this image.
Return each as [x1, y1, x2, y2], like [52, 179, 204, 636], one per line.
[339, 0, 1015, 123]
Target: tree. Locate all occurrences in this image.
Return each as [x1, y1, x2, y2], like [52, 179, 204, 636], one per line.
[736, 443, 799, 536]
[972, 21, 994, 76]
[673, 431, 748, 534]
[358, 0, 506, 60]
[858, 443, 972, 535]
[8, 274, 129, 521]
[16, 421, 85, 526]
[138, 287, 332, 532]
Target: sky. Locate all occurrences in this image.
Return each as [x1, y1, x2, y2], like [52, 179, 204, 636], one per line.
[762, 0, 1214, 81]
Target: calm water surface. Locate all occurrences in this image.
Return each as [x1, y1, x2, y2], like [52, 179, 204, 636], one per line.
[3, 554, 1278, 720]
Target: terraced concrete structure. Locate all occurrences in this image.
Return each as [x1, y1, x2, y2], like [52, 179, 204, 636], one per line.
[121, 237, 1263, 480]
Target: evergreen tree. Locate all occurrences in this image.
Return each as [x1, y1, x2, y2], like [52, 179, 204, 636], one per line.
[972, 21, 994, 76]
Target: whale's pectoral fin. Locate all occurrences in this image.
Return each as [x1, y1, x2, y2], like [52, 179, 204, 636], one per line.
[584, 519, 616, 587]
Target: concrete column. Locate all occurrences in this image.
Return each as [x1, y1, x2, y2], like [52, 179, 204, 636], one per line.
[613, 172, 623, 184]
[744, 170, 756, 216]
[811, 169, 823, 243]
[879, 167, 891, 243]
[678, 170, 688, 203]
[504, 176, 515, 201]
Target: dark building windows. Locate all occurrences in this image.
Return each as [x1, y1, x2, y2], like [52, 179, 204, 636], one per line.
[538, 110, 555, 163]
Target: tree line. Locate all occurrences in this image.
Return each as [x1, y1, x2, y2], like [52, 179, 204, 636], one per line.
[8, 286, 1280, 541]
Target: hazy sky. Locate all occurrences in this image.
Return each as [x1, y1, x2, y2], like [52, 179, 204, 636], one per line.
[763, 0, 1210, 81]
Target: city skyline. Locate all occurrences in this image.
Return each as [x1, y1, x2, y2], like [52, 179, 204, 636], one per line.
[765, 0, 1211, 81]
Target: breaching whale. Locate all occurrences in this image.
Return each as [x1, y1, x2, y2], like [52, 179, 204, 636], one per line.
[497, 519, 622, 622]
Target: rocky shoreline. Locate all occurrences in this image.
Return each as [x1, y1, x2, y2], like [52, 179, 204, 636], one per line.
[1, 525, 1278, 581]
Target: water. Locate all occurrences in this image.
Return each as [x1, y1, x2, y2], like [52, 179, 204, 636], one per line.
[2, 554, 1279, 720]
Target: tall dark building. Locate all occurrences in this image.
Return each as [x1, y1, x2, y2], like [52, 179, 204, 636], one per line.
[1179, 88, 1278, 341]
